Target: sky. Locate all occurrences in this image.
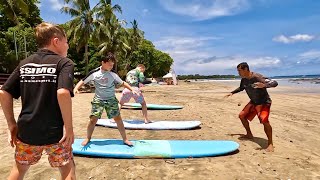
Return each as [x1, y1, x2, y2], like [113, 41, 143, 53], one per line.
[38, 0, 320, 76]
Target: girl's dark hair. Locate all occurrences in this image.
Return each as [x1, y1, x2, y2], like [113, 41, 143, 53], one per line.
[237, 62, 250, 71]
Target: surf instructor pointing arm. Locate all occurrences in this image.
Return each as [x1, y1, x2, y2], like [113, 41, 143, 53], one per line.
[225, 62, 278, 152]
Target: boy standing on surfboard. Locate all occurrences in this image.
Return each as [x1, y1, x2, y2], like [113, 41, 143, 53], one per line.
[0, 22, 76, 179]
[119, 64, 151, 123]
[74, 53, 138, 146]
[225, 62, 278, 152]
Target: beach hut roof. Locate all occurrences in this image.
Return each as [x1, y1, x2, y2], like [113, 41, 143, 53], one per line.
[163, 73, 173, 78]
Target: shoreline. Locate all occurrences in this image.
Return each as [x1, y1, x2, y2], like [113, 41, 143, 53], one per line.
[189, 79, 320, 94]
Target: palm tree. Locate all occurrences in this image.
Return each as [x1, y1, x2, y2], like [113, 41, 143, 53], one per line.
[61, 0, 95, 75]
[129, 20, 143, 50]
[122, 19, 144, 70]
[93, 0, 122, 16]
[0, 0, 29, 24]
[93, 1, 129, 72]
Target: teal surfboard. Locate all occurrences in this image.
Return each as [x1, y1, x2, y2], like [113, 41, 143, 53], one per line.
[72, 139, 239, 158]
[122, 103, 183, 110]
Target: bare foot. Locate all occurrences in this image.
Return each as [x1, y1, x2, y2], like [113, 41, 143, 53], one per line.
[81, 138, 90, 146]
[265, 144, 274, 152]
[124, 140, 133, 146]
[240, 134, 254, 139]
[144, 120, 153, 124]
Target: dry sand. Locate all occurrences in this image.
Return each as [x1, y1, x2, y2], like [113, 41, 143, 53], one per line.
[1, 81, 320, 180]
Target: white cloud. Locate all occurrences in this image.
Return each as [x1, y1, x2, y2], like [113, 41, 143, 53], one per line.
[142, 9, 149, 16]
[297, 50, 320, 64]
[154, 36, 282, 75]
[155, 36, 220, 47]
[159, 0, 250, 20]
[175, 56, 281, 75]
[36, 3, 41, 8]
[49, 0, 65, 11]
[273, 34, 315, 44]
[299, 50, 320, 59]
[154, 36, 221, 63]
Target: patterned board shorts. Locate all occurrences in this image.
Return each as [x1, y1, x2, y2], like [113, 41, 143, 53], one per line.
[91, 96, 120, 119]
[119, 87, 144, 104]
[15, 139, 73, 167]
[241, 102, 271, 123]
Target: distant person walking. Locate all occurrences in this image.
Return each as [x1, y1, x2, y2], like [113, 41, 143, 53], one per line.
[119, 64, 151, 123]
[0, 22, 76, 179]
[225, 62, 278, 152]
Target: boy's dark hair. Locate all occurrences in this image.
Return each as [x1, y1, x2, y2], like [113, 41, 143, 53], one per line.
[237, 62, 250, 71]
[99, 52, 116, 62]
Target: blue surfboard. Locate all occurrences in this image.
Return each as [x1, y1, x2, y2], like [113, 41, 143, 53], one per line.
[72, 139, 239, 158]
[122, 103, 183, 110]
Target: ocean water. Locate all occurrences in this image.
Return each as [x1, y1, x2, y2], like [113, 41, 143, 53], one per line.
[190, 75, 320, 94]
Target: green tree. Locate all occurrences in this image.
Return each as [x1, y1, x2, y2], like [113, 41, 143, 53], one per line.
[151, 50, 173, 77]
[129, 40, 173, 78]
[61, 0, 95, 75]
[0, 24, 37, 73]
[120, 20, 144, 72]
[0, 0, 29, 25]
[0, 35, 11, 72]
[21, 0, 42, 27]
[59, 0, 174, 78]
[0, 0, 41, 73]
[93, 1, 129, 72]
[0, 0, 41, 31]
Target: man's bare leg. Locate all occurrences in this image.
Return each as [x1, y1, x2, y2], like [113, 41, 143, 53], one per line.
[239, 103, 254, 139]
[113, 115, 133, 146]
[81, 116, 98, 146]
[263, 122, 274, 152]
[240, 118, 254, 139]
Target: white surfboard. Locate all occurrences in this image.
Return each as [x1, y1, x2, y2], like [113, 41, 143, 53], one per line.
[97, 119, 201, 130]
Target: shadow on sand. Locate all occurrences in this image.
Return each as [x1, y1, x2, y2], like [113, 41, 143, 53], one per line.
[227, 133, 268, 150]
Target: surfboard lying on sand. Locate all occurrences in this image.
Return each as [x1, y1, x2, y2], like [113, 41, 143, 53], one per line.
[96, 119, 201, 130]
[122, 103, 183, 110]
[72, 139, 239, 159]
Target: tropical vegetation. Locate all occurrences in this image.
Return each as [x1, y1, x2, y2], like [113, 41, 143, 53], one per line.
[0, 0, 174, 79]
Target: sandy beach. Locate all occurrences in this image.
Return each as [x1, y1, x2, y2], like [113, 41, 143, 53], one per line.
[1, 81, 320, 180]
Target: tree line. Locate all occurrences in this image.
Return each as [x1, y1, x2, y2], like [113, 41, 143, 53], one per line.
[0, 0, 173, 79]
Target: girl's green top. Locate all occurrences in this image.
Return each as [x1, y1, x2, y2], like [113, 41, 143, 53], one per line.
[125, 68, 145, 87]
